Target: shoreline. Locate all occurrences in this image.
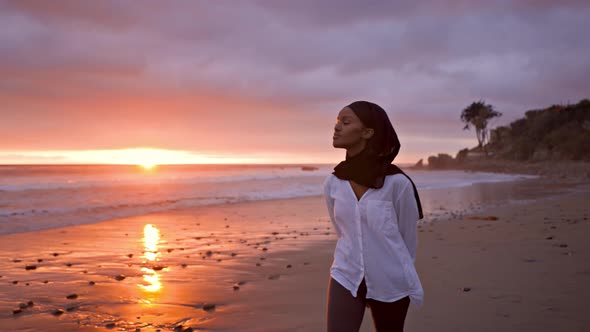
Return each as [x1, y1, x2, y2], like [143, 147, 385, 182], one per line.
[1, 177, 589, 331]
[0, 168, 550, 237]
[409, 160, 590, 182]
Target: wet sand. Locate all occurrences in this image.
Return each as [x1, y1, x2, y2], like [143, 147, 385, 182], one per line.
[1, 178, 589, 331]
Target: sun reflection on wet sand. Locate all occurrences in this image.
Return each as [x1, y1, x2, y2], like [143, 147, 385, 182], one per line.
[139, 224, 162, 294]
[143, 224, 161, 262]
[140, 267, 162, 293]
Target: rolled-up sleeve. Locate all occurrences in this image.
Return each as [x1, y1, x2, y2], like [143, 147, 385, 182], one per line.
[394, 183, 420, 263]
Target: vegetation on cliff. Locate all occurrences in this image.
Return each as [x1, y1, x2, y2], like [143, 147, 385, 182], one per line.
[422, 98, 590, 170]
[488, 99, 590, 161]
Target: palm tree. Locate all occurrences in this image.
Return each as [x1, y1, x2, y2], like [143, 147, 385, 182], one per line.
[461, 100, 502, 154]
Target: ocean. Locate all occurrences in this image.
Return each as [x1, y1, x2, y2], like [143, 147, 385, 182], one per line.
[0, 164, 536, 235]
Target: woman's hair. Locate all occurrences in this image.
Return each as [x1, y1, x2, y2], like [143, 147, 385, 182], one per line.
[346, 101, 400, 163]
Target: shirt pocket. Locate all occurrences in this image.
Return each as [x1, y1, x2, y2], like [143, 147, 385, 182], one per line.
[366, 200, 397, 233]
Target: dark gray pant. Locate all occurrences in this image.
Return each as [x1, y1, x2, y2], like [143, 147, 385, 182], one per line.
[327, 277, 410, 332]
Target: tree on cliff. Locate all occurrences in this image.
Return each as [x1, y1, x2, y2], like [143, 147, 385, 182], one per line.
[460, 100, 502, 154]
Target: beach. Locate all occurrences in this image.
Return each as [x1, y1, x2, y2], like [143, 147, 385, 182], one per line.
[3, 2, 589, 331]
[1, 174, 589, 331]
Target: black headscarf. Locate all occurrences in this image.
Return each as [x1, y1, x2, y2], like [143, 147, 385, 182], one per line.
[333, 101, 424, 219]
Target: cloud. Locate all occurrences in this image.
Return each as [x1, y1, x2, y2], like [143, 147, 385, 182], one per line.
[0, 153, 67, 163]
[0, 0, 589, 162]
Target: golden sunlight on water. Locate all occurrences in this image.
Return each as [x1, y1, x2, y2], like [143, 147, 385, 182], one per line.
[139, 224, 162, 293]
[139, 163, 157, 171]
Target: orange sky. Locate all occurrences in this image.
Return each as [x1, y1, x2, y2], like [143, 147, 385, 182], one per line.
[1, 1, 588, 165]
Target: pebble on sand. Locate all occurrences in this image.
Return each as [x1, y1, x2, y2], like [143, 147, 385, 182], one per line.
[66, 294, 78, 300]
[115, 274, 126, 281]
[470, 215, 499, 221]
[203, 303, 216, 312]
[25, 265, 37, 270]
[52, 309, 65, 316]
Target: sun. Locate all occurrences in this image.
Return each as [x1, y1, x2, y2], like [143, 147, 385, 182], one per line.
[139, 163, 157, 170]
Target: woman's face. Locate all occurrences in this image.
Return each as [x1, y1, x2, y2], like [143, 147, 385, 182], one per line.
[333, 107, 373, 151]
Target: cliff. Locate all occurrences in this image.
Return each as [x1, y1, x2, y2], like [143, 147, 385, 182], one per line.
[413, 98, 590, 180]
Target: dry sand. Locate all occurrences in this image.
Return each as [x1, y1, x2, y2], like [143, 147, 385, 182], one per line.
[1, 178, 589, 331]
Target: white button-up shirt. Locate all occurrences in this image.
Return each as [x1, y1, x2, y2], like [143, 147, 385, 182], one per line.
[324, 173, 424, 308]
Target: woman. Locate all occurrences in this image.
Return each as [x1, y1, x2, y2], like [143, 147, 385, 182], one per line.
[324, 101, 424, 332]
